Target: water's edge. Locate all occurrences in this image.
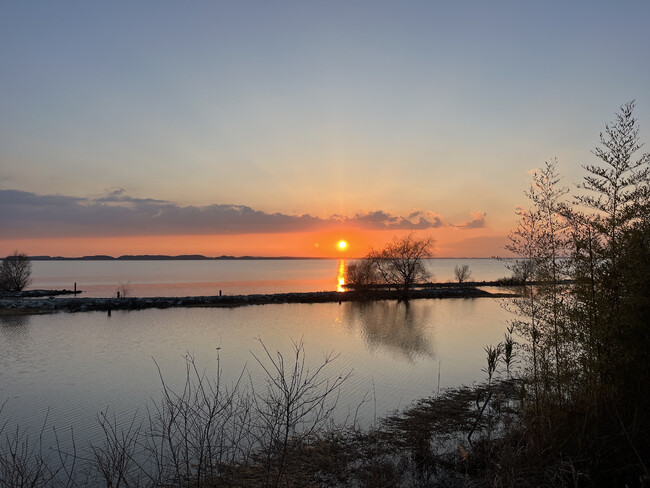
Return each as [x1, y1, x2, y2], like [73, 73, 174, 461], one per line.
[1, 285, 515, 314]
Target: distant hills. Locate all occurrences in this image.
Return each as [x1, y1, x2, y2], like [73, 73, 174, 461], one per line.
[28, 255, 325, 261]
[26, 255, 485, 261]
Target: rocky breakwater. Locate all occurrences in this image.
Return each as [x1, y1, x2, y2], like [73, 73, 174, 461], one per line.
[0, 286, 513, 315]
[0, 289, 81, 298]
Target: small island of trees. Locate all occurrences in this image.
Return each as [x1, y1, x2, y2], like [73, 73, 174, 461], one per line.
[346, 233, 435, 300]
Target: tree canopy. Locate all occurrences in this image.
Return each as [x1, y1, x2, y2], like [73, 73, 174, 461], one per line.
[366, 234, 434, 298]
[0, 251, 32, 292]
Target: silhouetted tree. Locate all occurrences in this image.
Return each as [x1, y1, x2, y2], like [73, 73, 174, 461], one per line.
[576, 100, 649, 269]
[503, 205, 544, 410]
[367, 234, 434, 299]
[570, 101, 650, 424]
[453, 264, 471, 283]
[0, 251, 32, 292]
[495, 102, 650, 483]
[345, 259, 380, 287]
[528, 160, 570, 398]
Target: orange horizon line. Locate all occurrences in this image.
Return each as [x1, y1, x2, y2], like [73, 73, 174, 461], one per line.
[24, 253, 504, 260]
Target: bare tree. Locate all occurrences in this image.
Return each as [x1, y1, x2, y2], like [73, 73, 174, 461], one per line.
[0, 251, 32, 292]
[453, 264, 472, 283]
[116, 281, 131, 298]
[367, 234, 435, 299]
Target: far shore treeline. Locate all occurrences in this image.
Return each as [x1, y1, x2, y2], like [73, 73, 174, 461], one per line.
[26, 254, 332, 261]
[25, 254, 492, 261]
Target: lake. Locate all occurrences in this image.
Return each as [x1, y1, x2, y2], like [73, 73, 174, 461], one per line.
[1, 259, 515, 455]
[27, 258, 512, 297]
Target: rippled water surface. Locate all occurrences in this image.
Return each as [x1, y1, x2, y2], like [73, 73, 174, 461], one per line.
[27, 258, 511, 297]
[0, 297, 512, 452]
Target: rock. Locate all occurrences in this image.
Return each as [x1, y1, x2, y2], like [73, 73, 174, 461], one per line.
[0, 286, 513, 315]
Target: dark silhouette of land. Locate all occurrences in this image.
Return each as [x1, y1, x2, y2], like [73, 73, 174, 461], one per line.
[0, 284, 516, 314]
[27, 254, 332, 261]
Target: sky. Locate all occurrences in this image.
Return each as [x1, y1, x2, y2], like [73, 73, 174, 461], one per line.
[1, 1, 650, 258]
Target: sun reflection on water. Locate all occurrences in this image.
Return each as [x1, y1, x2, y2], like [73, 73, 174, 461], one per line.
[337, 259, 346, 292]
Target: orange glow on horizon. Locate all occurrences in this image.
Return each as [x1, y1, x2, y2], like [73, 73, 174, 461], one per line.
[0, 228, 511, 259]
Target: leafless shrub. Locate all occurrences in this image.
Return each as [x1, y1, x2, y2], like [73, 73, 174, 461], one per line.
[116, 281, 131, 298]
[85, 341, 349, 487]
[453, 264, 472, 283]
[0, 404, 79, 488]
[249, 338, 350, 487]
[345, 259, 380, 287]
[511, 259, 536, 283]
[148, 353, 255, 486]
[0, 251, 32, 292]
[90, 411, 144, 487]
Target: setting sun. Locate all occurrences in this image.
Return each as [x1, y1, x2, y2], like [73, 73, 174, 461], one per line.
[337, 240, 348, 250]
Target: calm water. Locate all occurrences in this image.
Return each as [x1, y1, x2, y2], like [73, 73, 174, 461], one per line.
[27, 258, 511, 297]
[2, 259, 514, 453]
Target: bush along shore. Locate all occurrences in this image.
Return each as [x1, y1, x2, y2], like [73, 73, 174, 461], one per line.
[0, 284, 515, 314]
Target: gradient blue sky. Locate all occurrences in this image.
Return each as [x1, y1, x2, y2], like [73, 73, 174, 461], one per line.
[1, 1, 649, 256]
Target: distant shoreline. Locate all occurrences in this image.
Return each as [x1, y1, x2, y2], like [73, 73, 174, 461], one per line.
[27, 255, 501, 261]
[28, 254, 330, 261]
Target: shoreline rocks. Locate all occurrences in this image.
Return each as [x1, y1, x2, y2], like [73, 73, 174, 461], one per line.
[0, 289, 81, 298]
[0, 286, 515, 315]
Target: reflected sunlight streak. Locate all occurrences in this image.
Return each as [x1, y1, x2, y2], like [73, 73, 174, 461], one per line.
[337, 259, 346, 292]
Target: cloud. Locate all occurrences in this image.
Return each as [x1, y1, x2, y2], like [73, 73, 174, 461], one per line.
[94, 188, 170, 206]
[452, 212, 487, 229]
[340, 210, 444, 230]
[0, 189, 448, 238]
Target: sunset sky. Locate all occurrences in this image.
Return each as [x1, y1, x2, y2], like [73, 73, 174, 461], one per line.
[2, 1, 649, 258]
